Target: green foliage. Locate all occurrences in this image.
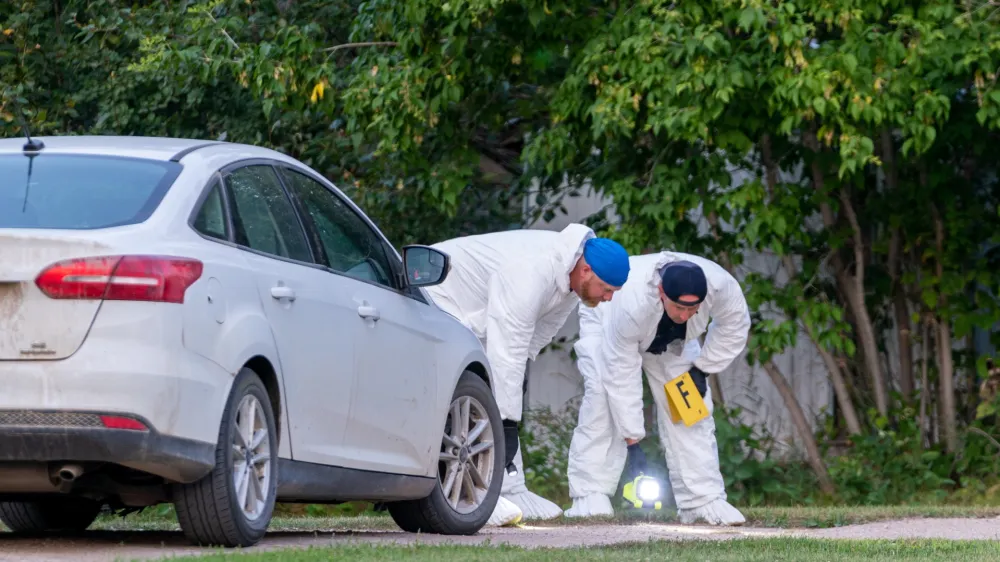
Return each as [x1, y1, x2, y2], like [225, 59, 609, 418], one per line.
[825, 408, 955, 505]
[0, 0, 526, 247]
[714, 407, 818, 507]
[520, 405, 578, 508]
[520, 399, 1000, 508]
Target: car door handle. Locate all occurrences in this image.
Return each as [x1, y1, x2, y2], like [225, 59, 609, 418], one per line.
[270, 286, 296, 301]
[358, 305, 380, 321]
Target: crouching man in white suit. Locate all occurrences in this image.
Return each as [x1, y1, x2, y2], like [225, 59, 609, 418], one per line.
[564, 252, 751, 525]
[424, 224, 631, 526]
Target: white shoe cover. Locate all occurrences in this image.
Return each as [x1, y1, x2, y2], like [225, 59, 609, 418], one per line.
[678, 498, 745, 526]
[563, 494, 614, 518]
[486, 495, 523, 527]
[504, 491, 563, 521]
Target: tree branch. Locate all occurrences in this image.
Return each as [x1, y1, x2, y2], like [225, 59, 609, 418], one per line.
[471, 138, 523, 178]
[881, 129, 914, 399]
[699, 185, 732, 270]
[881, 130, 900, 286]
[805, 126, 887, 416]
[761, 133, 778, 199]
[968, 427, 1000, 454]
[931, 197, 957, 452]
[761, 360, 836, 495]
[838, 188, 865, 291]
[781, 254, 861, 435]
[322, 41, 398, 53]
[204, 12, 241, 52]
[919, 318, 930, 447]
[802, 130, 838, 228]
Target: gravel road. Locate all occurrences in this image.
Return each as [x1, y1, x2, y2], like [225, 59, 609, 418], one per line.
[1, 517, 998, 562]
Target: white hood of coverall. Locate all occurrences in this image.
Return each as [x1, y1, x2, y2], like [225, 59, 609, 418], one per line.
[424, 223, 595, 422]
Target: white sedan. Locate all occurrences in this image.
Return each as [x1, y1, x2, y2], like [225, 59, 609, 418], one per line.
[0, 135, 504, 547]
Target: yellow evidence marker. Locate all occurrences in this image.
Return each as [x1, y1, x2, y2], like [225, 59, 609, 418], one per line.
[664, 371, 710, 426]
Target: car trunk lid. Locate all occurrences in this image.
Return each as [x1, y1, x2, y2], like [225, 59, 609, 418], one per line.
[0, 234, 113, 360]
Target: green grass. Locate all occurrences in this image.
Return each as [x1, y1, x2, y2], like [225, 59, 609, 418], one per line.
[89, 513, 401, 533]
[0, 505, 995, 562]
[586, 504, 1000, 529]
[155, 539, 1000, 562]
[739, 505, 1000, 528]
[82, 503, 1000, 533]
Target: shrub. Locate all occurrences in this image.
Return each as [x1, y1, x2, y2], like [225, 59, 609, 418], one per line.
[520, 396, 1000, 509]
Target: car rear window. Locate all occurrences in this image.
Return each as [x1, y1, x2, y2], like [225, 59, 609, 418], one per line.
[0, 154, 181, 230]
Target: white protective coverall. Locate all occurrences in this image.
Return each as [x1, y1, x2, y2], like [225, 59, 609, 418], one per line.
[424, 223, 597, 525]
[564, 252, 751, 525]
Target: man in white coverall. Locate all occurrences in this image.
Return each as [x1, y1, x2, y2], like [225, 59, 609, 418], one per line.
[424, 223, 631, 526]
[563, 252, 751, 525]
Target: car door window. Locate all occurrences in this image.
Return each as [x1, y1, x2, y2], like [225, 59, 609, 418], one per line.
[224, 165, 313, 263]
[279, 168, 396, 289]
[192, 180, 228, 241]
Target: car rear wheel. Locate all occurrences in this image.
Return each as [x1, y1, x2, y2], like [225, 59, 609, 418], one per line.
[388, 370, 503, 535]
[0, 497, 102, 534]
[172, 366, 278, 547]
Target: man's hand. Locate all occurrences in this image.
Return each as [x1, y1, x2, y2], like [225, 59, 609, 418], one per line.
[689, 365, 709, 398]
[626, 442, 647, 478]
[502, 420, 520, 468]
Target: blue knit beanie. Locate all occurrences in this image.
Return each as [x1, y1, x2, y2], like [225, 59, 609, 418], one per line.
[583, 238, 630, 287]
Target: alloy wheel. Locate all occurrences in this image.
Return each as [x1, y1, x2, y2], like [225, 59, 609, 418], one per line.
[439, 395, 495, 514]
[231, 394, 272, 520]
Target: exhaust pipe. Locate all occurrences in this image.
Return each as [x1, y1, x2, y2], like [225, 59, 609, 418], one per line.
[55, 464, 84, 482]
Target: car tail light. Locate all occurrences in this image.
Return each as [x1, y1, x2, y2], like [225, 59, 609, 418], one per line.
[99, 415, 149, 431]
[36, 255, 203, 304]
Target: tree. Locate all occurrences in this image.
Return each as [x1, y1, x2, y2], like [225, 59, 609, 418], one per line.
[0, 0, 524, 247]
[522, 0, 1000, 458]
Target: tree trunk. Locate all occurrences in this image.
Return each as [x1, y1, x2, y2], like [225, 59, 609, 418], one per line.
[881, 130, 915, 400]
[804, 131, 889, 416]
[967, 333, 979, 423]
[781, 256, 862, 436]
[764, 139, 860, 436]
[930, 203, 957, 452]
[835, 268, 888, 415]
[933, 379, 941, 445]
[807, 323, 863, 436]
[709, 375, 726, 407]
[918, 319, 931, 448]
[838, 188, 889, 416]
[762, 361, 836, 495]
[893, 292, 915, 398]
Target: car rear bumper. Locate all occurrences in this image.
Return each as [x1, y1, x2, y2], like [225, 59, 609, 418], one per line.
[0, 339, 234, 447]
[0, 411, 215, 483]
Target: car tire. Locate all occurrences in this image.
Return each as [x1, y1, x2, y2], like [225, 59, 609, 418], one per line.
[172, 366, 279, 547]
[0, 497, 102, 534]
[388, 370, 504, 535]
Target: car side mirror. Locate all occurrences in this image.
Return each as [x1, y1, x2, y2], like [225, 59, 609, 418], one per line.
[402, 245, 450, 287]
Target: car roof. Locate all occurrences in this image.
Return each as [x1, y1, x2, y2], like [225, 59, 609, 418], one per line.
[0, 135, 284, 162]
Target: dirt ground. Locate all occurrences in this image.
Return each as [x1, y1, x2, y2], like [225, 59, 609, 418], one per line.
[1, 517, 999, 562]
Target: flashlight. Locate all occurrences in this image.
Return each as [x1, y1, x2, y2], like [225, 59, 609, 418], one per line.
[622, 474, 663, 510]
[637, 478, 661, 501]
